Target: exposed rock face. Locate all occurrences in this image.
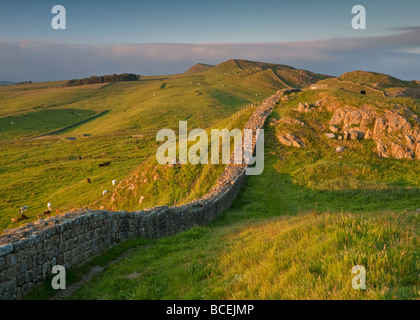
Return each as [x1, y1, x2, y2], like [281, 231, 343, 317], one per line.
[325, 133, 335, 139]
[329, 107, 377, 133]
[328, 105, 420, 159]
[277, 133, 305, 148]
[329, 125, 339, 133]
[295, 102, 314, 113]
[416, 144, 420, 160]
[345, 130, 365, 140]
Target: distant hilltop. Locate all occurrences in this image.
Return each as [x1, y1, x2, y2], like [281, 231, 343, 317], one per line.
[184, 63, 215, 74]
[184, 59, 331, 88]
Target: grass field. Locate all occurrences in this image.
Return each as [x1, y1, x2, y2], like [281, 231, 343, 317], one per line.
[0, 59, 294, 231]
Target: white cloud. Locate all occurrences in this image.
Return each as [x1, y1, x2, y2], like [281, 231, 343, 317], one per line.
[398, 47, 420, 54]
[1, 27, 419, 81]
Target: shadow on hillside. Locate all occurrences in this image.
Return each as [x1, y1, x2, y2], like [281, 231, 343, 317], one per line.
[215, 167, 420, 226]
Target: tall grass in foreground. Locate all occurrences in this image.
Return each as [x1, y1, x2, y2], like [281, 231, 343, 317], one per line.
[213, 212, 419, 300]
[50, 210, 418, 300]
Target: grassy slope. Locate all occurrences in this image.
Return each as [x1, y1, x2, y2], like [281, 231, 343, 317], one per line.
[0, 60, 296, 231]
[314, 71, 420, 99]
[94, 105, 257, 211]
[273, 89, 420, 202]
[28, 92, 419, 300]
[184, 63, 215, 74]
[61, 211, 418, 300]
[89, 61, 331, 211]
[338, 71, 420, 89]
[313, 78, 385, 97]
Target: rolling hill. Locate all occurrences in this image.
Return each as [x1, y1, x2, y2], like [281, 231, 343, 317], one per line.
[2, 59, 328, 231]
[338, 70, 420, 89]
[311, 70, 420, 99]
[184, 63, 215, 74]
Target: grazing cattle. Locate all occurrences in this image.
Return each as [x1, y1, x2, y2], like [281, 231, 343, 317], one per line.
[87, 178, 91, 183]
[99, 161, 111, 167]
[11, 214, 29, 223]
[360, 90, 366, 95]
[44, 210, 51, 215]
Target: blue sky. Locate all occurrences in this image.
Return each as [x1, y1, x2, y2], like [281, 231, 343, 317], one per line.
[0, 0, 419, 81]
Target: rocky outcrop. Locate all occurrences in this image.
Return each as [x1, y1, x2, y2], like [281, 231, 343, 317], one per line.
[277, 133, 305, 148]
[325, 133, 335, 139]
[329, 125, 339, 133]
[329, 107, 377, 133]
[295, 102, 314, 113]
[328, 105, 420, 159]
[288, 95, 420, 159]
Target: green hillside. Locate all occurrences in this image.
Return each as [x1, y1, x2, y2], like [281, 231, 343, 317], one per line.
[310, 70, 420, 99]
[338, 70, 420, 89]
[28, 86, 419, 300]
[1, 59, 309, 231]
[210, 59, 331, 88]
[184, 63, 215, 74]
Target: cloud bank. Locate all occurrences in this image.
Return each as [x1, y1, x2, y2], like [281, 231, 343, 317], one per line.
[1, 27, 420, 82]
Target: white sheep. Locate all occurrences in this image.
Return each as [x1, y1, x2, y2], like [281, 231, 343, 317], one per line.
[19, 206, 28, 213]
[103, 190, 108, 196]
[112, 180, 117, 186]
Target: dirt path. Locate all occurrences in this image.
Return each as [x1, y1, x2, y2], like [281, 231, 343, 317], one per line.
[49, 248, 134, 300]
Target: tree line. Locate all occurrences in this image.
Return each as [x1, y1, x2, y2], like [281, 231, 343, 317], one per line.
[67, 73, 141, 86]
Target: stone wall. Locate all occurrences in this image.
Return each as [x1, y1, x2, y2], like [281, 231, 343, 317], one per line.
[0, 89, 289, 300]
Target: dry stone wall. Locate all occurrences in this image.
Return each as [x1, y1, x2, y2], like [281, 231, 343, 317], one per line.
[0, 89, 292, 300]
